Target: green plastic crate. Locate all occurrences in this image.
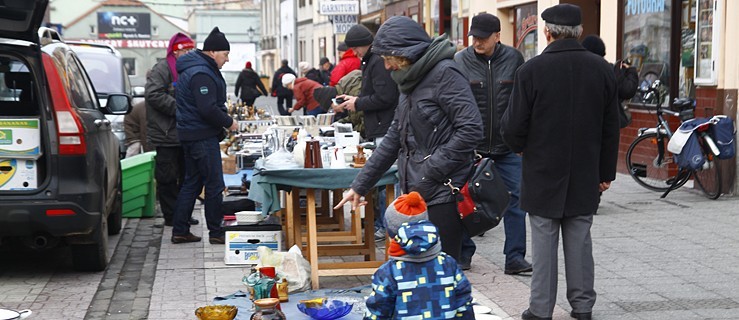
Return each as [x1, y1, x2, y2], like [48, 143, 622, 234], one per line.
[120, 151, 157, 218]
[121, 152, 156, 191]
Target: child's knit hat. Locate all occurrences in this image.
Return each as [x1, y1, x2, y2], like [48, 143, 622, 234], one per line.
[384, 191, 428, 238]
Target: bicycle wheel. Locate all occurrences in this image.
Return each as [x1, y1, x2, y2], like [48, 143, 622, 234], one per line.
[626, 133, 690, 192]
[693, 156, 722, 199]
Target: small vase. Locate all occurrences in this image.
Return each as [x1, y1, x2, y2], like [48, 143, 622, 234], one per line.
[250, 298, 286, 320]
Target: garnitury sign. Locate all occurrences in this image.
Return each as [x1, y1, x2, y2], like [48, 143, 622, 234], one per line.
[319, 0, 359, 15]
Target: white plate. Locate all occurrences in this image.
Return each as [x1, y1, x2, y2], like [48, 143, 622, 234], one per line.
[473, 305, 492, 314]
[474, 313, 501, 320]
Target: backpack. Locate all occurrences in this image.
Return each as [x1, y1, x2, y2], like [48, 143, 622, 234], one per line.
[708, 115, 736, 159]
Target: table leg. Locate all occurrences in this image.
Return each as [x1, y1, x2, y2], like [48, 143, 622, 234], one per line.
[383, 185, 395, 261]
[284, 190, 295, 248]
[364, 190, 376, 262]
[306, 188, 320, 289]
[333, 189, 345, 231]
[291, 187, 302, 250]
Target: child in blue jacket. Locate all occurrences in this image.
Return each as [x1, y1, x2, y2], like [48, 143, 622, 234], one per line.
[364, 191, 475, 319]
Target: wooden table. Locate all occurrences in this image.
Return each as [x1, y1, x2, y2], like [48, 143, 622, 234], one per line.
[249, 166, 397, 289]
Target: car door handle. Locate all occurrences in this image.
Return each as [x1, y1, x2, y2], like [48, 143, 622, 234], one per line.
[94, 119, 111, 127]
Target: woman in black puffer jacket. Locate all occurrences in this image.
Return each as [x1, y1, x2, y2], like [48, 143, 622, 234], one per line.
[334, 16, 483, 260]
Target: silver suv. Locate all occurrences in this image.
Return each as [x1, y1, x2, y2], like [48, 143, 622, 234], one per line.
[67, 42, 134, 158]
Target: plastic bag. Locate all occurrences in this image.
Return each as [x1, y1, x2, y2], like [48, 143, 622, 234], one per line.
[257, 245, 311, 293]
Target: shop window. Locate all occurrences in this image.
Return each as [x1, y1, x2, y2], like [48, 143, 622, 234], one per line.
[514, 3, 538, 61]
[679, 0, 696, 98]
[623, 0, 672, 105]
[694, 0, 720, 85]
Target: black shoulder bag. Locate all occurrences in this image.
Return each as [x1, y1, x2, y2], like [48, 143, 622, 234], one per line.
[445, 157, 510, 237]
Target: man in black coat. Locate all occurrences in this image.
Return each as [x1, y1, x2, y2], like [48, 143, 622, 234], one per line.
[336, 24, 400, 239]
[271, 59, 296, 115]
[500, 4, 619, 320]
[454, 13, 530, 274]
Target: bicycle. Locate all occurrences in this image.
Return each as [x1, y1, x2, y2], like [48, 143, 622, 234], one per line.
[625, 80, 722, 199]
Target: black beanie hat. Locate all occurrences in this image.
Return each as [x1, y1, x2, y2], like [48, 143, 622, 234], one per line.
[203, 27, 230, 51]
[344, 24, 373, 47]
[581, 35, 606, 57]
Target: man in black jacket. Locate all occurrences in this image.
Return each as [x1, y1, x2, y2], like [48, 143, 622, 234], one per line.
[145, 32, 199, 226]
[454, 13, 530, 274]
[336, 24, 400, 239]
[271, 60, 296, 115]
[235, 61, 268, 106]
[501, 5, 619, 320]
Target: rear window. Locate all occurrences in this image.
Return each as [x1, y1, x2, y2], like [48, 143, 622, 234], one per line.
[0, 55, 38, 116]
[75, 51, 124, 95]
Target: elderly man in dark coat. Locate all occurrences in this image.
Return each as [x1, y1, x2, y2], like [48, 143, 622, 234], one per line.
[500, 4, 619, 320]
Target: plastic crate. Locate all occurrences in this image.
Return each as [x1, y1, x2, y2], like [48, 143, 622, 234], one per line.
[120, 151, 157, 218]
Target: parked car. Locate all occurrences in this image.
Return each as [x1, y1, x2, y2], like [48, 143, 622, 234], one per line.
[67, 41, 139, 158]
[0, 0, 130, 271]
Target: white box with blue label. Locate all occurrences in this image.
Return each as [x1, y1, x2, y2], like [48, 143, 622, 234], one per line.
[0, 118, 41, 159]
[224, 222, 282, 265]
[0, 158, 37, 190]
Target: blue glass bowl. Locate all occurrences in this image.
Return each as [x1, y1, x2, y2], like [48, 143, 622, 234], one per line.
[297, 300, 353, 320]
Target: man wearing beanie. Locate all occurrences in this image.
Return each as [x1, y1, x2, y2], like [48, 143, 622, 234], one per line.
[170, 26, 239, 245]
[145, 32, 199, 227]
[364, 192, 474, 319]
[337, 24, 400, 241]
[454, 12, 530, 274]
[501, 4, 619, 320]
[581, 34, 638, 129]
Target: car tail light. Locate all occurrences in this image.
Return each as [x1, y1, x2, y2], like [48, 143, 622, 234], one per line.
[42, 54, 87, 155]
[46, 209, 76, 216]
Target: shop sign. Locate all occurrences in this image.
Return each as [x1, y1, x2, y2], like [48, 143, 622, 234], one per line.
[319, 0, 359, 15]
[626, 0, 666, 15]
[332, 15, 357, 34]
[69, 39, 168, 49]
[98, 12, 151, 39]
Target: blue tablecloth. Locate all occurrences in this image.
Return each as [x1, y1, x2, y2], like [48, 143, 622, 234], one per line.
[213, 288, 370, 319]
[247, 162, 398, 216]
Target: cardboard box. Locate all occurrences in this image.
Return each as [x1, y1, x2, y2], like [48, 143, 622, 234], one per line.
[0, 158, 37, 190]
[224, 223, 282, 265]
[222, 155, 238, 174]
[0, 118, 41, 159]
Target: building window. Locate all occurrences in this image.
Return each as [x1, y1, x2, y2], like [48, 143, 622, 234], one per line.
[623, 0, 672, 104]
[514, 3, 538, 61]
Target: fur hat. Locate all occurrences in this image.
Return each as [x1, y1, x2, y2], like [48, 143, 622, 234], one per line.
[581, 35, 606, 57]
[344, 24, 374, 47]
[203, 27, 230, 51]
[281, 73, 296, 87]
[384, 192, 428, 238]
[298, 61, 311, 74]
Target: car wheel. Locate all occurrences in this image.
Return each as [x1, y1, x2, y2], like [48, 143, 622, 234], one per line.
[71, 214, 109, 272]
[108, 169, 123, 235]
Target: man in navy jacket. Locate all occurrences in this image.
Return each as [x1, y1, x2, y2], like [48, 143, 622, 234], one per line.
[171, 27, 238, 245]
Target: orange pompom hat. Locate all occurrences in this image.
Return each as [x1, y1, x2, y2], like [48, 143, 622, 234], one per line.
[384, 191, 428, 238]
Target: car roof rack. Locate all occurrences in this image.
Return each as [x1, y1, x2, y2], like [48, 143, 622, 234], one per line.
[38, 27, 63, 46]
[65, 41, 118, 55]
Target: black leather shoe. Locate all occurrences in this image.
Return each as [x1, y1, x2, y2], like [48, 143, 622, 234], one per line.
[505, 258, 533, 275]
[570, 311, 592, 320]
[522, 309, 552, 320]
[163, 220, 173, 227]
[189, 217, 199, 225]
[458, 258, 471, 271]
[209, 236, 225, 244]
[171, 233, 202, 244]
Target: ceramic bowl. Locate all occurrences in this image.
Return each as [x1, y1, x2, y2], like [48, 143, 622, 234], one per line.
[194, 305, 238, 320]
[297, 300, 353, 320]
